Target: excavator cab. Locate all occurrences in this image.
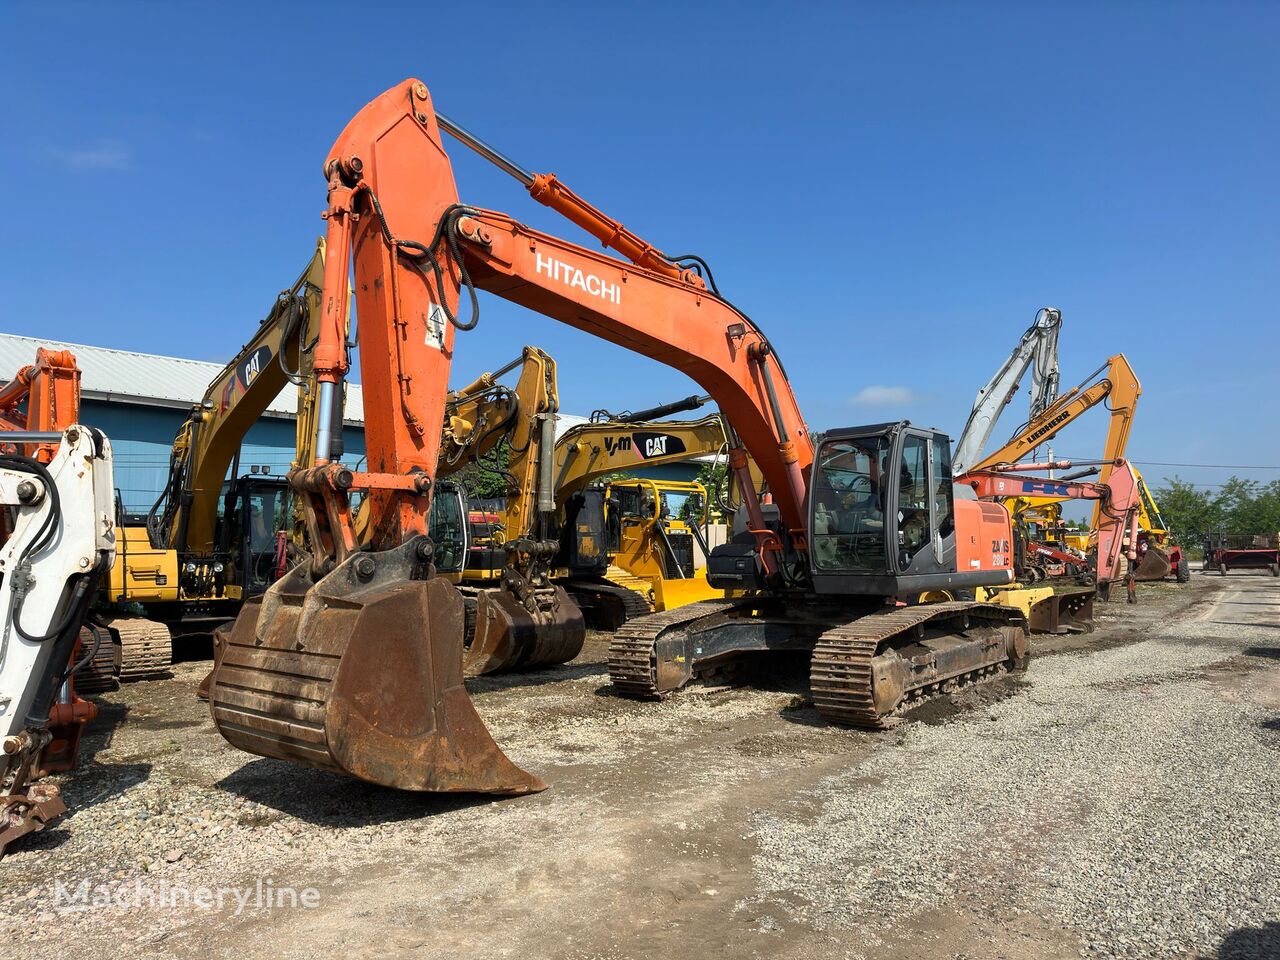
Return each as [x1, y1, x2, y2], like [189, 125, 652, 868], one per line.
[806, 422, 1003, 595]
[219, 475, 292, 600]
[427, 481, 468, 576]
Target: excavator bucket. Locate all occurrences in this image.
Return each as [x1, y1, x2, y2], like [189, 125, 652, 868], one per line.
[1133, 545, 1172, 581]
[208, 544, 545, 794]
[466, 586, 585, 676]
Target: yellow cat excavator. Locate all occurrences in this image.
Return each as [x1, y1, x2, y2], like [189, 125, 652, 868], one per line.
[552, 406, 731, 626]
[439, 356, 729, 641]
[97, 243, 333, 684]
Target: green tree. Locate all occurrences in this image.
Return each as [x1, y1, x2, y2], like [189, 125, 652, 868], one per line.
[694, 460, 730, 522]
[1152, 477, 1216, 544]
[455, 439, 511, 500]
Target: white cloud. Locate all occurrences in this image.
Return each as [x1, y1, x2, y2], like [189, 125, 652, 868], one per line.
[49, 141, 133, 172]
[849, 385, 917, 407]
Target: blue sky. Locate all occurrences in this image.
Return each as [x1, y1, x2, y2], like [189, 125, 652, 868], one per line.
[2, 1, 1277, 496]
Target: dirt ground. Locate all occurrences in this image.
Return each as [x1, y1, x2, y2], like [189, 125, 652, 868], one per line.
[3, 570, 1278, 959]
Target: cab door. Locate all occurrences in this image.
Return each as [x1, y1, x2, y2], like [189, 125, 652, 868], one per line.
[888, 428, 956, 577]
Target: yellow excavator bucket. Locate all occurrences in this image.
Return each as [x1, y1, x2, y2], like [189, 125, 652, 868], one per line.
[208, 544, 545, 794]
[466, 585, 585, 676]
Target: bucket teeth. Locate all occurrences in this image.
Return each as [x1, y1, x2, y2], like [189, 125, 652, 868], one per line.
[208, 545, 545, 795]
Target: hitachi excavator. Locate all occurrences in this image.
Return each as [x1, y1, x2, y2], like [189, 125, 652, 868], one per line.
[98, 244, 336, 684]
[0, 351, 116, 850]
[206, 79, 1028, 795]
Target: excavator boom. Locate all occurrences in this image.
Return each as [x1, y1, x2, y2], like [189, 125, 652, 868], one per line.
[953, 307, 1062, 475]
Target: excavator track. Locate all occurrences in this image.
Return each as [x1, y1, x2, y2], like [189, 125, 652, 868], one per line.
[608, 598, 742, 696]
[107, 617, 172, 682]
[811, 602, 1027, 729]
[74, 626, 120, 694]
[563, 577, 653, 631]
[609, 599, 1027, 730]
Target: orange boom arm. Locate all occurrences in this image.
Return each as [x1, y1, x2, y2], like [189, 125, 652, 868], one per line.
[310, 79, 812, 572]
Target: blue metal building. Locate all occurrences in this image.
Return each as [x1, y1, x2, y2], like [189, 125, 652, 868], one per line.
[0, 333, 367, 513]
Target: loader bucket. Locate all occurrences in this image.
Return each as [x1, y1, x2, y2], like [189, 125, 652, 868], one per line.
[1027, 585, 1096, 634]
[466, 586, 586, 676]
[208, 541, 545, 794]
[1133, 545, 1172, 582]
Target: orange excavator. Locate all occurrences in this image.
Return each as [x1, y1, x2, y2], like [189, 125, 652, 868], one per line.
[207, 79, 1028, 795]
[960, 459, 1143, 603]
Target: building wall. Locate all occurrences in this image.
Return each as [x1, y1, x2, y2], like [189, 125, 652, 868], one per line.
[81, 400, 366, 512]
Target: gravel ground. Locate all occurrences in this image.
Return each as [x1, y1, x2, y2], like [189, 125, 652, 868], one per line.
[749, 582, 1280, 958]
[1, 570, 1276, 960]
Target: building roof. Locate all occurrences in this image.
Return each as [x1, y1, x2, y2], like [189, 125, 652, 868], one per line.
[0, 332, 364, 424]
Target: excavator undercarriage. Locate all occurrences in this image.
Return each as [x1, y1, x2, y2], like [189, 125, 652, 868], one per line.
[611, 598, 1027, 727]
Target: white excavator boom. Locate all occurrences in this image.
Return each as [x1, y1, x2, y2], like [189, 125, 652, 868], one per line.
[0, 426, 115, 851]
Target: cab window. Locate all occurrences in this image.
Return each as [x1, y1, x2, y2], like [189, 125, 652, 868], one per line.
[811, 436, 889, 572]
[898, 435, 930, 563]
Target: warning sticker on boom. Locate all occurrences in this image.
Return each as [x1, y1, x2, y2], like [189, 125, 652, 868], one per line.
[426, 302, 447, 349]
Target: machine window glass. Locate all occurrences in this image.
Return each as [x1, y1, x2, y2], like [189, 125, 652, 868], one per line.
[234, 482, 290, 590]
[931, 436, 955, 540]
[811, 435, 889, 572]
[898, 436, 930, 563]
[429, 487, 466, 574]
[614, 485, 643, 519]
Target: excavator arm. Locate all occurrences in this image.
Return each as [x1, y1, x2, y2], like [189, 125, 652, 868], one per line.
[952, 307, 1063, 475]
[964, 460, 1142, 597]
[968, 354, 1140, 476]
[150, 241, 333, 556]
[300, 81, 812, 571]
[0, 349, 82, 460]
